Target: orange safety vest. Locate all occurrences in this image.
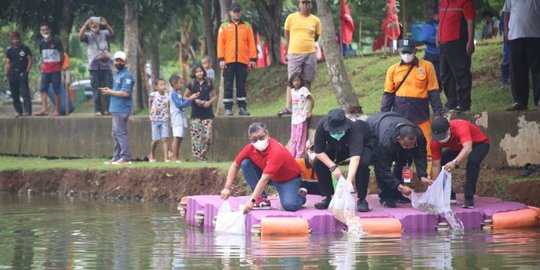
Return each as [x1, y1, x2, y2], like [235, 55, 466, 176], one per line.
[217, 20, 257, 65]
[296, 158, 318, 182]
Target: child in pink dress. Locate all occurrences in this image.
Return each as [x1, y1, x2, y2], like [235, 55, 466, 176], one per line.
[288, 72, 315, 158]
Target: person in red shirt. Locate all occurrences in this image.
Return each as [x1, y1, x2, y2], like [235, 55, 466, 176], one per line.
[428, 117, 490, 209]
[437, 0, 475, 112]
[220, 122, 306, 213]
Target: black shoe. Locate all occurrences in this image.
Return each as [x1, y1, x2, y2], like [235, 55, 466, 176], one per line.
[238, 107, 251, 116]
[395, 195, 411, 204]
[314, 196, 332, 210]
[357, 199, 370, 212]
[450, 105, 470, 113]
[462, 198, 475, 209]
[380, 198, 396, 208]
[450, 191, 457, 204]
[506, 102, 527, 111]
[224, 109, 233, 116]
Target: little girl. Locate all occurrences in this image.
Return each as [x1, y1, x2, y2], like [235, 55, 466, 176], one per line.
[288, 72, 315, 158]
[184, 65, 216, 162]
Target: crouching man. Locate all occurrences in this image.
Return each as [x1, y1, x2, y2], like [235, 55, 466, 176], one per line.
[220, 122, 307, 213]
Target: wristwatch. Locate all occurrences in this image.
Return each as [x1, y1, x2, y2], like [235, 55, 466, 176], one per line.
[397, 184, 404, 192]
[251, 198, 256, 203]
[453, 159, 460, 167]
[330, 164, 338, 172]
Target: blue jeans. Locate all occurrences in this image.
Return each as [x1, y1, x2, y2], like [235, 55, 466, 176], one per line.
[240, 159, 306, 211]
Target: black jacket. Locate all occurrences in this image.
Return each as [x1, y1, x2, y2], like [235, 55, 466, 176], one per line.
[314, 116, 371, 161]
[366, 112, 428, 190]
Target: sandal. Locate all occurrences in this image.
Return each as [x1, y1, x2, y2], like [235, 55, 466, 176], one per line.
[95, 112, 103, 116]
[277, 108, 292, 117]
[35, 111, 48, 116]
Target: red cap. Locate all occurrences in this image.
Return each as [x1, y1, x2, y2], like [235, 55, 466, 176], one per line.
[10, 32, 20, 38]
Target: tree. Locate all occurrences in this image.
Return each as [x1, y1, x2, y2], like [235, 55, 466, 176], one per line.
[124, 0, 142, 112]
[316, 0, 362, 113]
[203, 0, 222, 73]
[252, 0, 284, 66]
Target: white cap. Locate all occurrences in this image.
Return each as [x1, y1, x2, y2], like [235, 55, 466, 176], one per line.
[113, 51, 126, 61]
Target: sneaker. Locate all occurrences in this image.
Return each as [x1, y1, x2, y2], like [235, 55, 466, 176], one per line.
[506, 102, 527, 111]
[238, 107, 251, 116]
[380, 198, 396, 208]
[298, 188, 308, 198]
[276, 108, 292, 117]
[314, 196, 332, 210]
[396, 195, 411, 204]
[462, 198, 475, 209]
[224, 109, 233, 116]
[450, 105, 470, 113]
[112, 159, 132, 165]
[253, 197, 271, 210]
[357, 199, 370, 212]
[103, 159, 118, 165]
[450, 191, 457, 204]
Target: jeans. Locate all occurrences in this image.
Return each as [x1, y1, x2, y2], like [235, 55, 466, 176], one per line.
[111, 112, 132, 161]
[240, 159, 306, 211]
[8, 72, 32, 115]
[90, 69, 112, 113]
[313, 146, 372, 201]
[440, 143, 490, 200]
[440, 40, 472, 110]
[223, 62, 248, 110]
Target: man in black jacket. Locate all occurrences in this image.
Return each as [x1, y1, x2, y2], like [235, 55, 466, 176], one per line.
[366, 112, 430, 208]
[312, 109, 373, 212]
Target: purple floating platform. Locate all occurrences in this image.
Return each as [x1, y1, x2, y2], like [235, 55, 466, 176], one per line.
[185, 194, 530, 233]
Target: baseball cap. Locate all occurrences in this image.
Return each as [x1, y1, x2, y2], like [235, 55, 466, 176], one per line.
[323, 109, 352, 133]
[113, 51, 126, 61]
[398, 39, 416, 54]
[230, 3, 241, 11]
[431, 117, 451, 141]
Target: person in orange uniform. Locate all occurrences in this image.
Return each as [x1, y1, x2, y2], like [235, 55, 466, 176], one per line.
[217, 2, 257, 116]
[428, 117, 490, 209]
[381, 39, 443, 161]
[295, 139, 321, 195]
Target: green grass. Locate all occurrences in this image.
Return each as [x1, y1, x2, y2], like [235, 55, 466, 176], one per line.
[0, 156, 230, 171]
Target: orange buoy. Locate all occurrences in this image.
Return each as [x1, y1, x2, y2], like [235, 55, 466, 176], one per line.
[492, 208, 539, 230]
[260, 217, 309, 236]
[360, 218, 402, 234]
[528, 206, 540, 219]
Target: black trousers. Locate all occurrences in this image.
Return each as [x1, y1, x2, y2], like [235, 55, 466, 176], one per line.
[8, 72, 32, 115]
[440, 40, 472, 110]
[375, 151, 414, 201]
[223, 62, 248, 110]
[313, 146, 372, 201]
[508, 37, 540, 106]
[90, 69, 112, 113]
[440, 143, 490, 200]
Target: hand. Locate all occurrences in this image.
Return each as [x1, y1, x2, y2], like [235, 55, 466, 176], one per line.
[243, 200, 254, 214]
[250, 61, 256, 69]
[203, 101, 211, 108]
[466, 40, 475, 55]
[220, 188, 231, 200]
[443, 161, 456, 171]
[219, 61, 226, 70]
[345, 179, 354, 193]
[306, 112, 312, 118]
[190, 92, 200, 100]
[420, 177, 434, 185]
[400, 185, 413, 196]
[2, 75, 7, 85]
[100, 87, 111, 95]
[100, 17, 108, 26]
[332, 167, 343, 180]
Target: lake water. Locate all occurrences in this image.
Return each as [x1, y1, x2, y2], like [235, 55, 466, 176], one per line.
[1, 193, 539, 269]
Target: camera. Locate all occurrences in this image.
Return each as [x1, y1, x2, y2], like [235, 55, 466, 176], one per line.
[90, 16, 100, 25]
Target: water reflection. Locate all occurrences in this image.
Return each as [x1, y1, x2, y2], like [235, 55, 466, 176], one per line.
[0, 194, 539, 269]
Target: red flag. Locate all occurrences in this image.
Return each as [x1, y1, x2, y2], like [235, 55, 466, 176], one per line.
[340, 0, 354, 45]
[382, 0, 400, 40]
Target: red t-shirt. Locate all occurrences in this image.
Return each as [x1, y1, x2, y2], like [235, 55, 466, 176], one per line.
[431, 119, 490, 160]
[234, 138, 301, 183]
[438, 0, 475, 43]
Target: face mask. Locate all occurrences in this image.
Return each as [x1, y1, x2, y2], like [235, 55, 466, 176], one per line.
[41, 33, 50, 39]
[252, 138, 269, 151]
[439, 132, 451, 143]
[330, 131, 346, 141]
[308, 152, 316, 161]
[401, 53, 415, 63]
[115, 63, 125, 70]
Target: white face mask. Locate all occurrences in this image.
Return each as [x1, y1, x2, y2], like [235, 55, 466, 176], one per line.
[41, 33, 50, 39]
[252, 138, 269, 151]
[439, 132, 451, 143]
[401, 53, 415, 63]
[308, 152, 316, 161]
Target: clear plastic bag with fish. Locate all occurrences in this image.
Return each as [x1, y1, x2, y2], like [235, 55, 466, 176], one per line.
[328, 176, 365, 235]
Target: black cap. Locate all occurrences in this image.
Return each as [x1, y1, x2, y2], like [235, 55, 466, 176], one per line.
[398, 39, 416, 54]
[431, 117, 450, 141]
[323, 109, 352, 133]
[230, 2, 241, 11]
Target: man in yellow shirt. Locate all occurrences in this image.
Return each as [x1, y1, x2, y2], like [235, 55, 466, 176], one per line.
[277, 0, 321, 116]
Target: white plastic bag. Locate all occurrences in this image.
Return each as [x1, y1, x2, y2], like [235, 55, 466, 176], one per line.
[412, 170, 463, 230]
[328, 177, 365, 235]
[215, 200, 246, 234]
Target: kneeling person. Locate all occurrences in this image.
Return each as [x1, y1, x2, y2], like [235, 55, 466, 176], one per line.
[220, 122, 306, 213]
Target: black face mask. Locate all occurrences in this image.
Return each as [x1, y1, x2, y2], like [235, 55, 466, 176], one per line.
[115, 63, 125, 71]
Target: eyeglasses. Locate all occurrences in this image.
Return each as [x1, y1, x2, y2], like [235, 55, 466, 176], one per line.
[250, 133, 268, 143]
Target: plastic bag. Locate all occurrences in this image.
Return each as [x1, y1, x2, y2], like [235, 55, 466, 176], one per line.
[215, 200, 245, 234]
[412, 170, 463, 230]
[328, 177, 365, 235]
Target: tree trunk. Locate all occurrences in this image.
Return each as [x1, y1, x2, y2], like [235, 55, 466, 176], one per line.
[148, 35, 160, 80]
[58, 0, 73, 53]
[316, 0, 362, 113]
[219, 0, 231, 21]
[254, 0, 284, 66]
[216, 0, 232, 115]
[124, 0, 142, 112]
[203, 0, 218, 67]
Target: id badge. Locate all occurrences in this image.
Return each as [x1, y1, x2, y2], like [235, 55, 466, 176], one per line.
[402, 167, 413, 184]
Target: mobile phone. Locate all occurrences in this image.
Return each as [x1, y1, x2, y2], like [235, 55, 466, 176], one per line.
[90, 16, 100, 24]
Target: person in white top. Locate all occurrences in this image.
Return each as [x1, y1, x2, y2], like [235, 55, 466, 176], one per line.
[288, 72, 315, 158]
[503, 0, 540, 111]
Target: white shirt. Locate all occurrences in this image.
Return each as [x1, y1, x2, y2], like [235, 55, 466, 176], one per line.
[291, 86, 312, 125]
[503, 0, 540, 40]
